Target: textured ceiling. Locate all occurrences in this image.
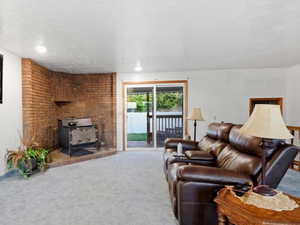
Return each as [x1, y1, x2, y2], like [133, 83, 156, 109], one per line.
[0, 0, 300, 73]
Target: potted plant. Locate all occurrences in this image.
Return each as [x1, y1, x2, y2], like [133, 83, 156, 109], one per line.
[6, 148, 49, 178]
[25, 148, 49, 171]
[6, 133, 49, 178]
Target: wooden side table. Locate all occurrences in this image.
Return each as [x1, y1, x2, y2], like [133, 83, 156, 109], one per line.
[214, 187, 300, 225]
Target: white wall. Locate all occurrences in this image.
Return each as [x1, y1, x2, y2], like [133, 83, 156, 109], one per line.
[285, 64, 300, 126]
[117, 68, 286, 151]
[0, 48, 22, 176]
[285, 65, 300, 159]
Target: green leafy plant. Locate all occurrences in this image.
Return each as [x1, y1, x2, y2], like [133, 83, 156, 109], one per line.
[25, 148, 49, 171]
[6, 149, 34, 178]
[6, 132, 49, 178]
[6, 148, 49, 178]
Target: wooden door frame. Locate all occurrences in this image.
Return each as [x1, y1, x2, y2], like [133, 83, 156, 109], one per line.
[249, 97, 283, 115]
[122, 80, 189, 151]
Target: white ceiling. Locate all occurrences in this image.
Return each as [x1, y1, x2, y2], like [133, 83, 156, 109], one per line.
[0, 0, 300, 73]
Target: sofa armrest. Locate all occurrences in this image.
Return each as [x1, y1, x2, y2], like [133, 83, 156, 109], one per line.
[165, 138, 199, 150]
[185, 150, 215, 161]
[177, 165, 252, 185]
[263, 144, 300, 188]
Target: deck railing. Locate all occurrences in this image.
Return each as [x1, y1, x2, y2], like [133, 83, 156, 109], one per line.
[147, 114, 183, 144]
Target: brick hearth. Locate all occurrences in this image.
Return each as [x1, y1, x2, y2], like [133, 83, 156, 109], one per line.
[22, 59, 116, 149]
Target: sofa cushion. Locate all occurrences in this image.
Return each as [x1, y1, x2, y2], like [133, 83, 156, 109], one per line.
[229, 125, 262, 156]
[198, 138, 227, 156]
[206, 123, 220, 139]
[198, 136, 216, 152]
[229, 125, 279, 158]
[177, 165, 252, 185]
[185, 151, 215, 161]
[210, 140, 228, 157]
[217, 123, 233, 142]
[216, 145, 261, 178]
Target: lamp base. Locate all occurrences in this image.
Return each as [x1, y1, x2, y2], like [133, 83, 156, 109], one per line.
[253, 185, 277, 196]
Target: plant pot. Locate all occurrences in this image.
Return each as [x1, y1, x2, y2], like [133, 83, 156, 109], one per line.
[19, 159, 38, 176]
[26, 159, 38, 170]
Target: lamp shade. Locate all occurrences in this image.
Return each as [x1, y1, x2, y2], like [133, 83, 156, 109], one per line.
[187, 108, 204, 121]
[240, 104, 293, 140]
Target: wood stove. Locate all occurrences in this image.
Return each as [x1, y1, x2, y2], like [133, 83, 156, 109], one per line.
[58, 118, 100, 156]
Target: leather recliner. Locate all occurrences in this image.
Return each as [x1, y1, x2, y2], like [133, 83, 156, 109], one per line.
[163, 122, 299, 225]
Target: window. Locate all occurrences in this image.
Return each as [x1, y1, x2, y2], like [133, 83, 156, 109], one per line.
[0, 54, 2, 104]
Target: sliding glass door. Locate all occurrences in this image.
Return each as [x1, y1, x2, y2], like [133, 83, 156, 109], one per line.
[126, 86, 155, 148]
[125, 83, 185, 150]
[156, 85, 184, 147]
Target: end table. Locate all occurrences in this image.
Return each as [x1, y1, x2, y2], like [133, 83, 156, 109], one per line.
[214, 187, 300, 225]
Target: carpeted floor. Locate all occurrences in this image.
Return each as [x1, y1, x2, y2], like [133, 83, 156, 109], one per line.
[278, 169, 300, 197]
[0, 151, 176, 225]
[0, 151, 299, 225]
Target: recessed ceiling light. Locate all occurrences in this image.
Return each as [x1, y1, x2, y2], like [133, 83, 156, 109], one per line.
[35, 45, 47, 54]
[134, 61, 143, 72]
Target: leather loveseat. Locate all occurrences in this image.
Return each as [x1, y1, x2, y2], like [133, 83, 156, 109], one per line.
[163, 122, 299, 225]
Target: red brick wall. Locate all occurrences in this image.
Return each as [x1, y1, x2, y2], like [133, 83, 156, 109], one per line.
[22, 59, 116, 149]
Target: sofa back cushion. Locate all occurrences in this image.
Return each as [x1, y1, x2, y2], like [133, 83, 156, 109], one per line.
[198, 138, 227, 156]
[206, 123, 220, 139]
[216, 125, 263, 177]
[198, 136, 216, 152]
[198, 123, 221, 152]
[216, 145, 261, 178]
[210, 140, 227, 157]
[217, 123, 233, 143]
[229, 125, 279, 158]
[229, 125, 263, 156]
[198, 122, 232, 155]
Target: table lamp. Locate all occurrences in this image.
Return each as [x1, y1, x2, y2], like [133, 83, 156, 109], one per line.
[240, 104, 293, 196]
[187, 108, 204, 141]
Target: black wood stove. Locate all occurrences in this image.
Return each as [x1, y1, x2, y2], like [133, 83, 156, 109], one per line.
[58, 118, 100, 156]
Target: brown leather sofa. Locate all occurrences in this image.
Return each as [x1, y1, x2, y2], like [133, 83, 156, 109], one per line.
[163, 122, 299, 225]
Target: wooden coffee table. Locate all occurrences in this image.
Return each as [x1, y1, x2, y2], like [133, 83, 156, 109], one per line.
[214, 187, 300, 225]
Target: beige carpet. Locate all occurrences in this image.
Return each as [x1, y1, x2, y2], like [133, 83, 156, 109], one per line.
[0, 151, 177, 225]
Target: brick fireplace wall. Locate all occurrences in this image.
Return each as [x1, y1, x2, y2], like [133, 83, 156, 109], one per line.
[22, 59, 116, 149]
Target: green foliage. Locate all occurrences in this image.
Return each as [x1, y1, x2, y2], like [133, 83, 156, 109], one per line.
[25, 148, 49, 171]
[130, 95, 147, 112]
[128, 92, 183, 112]
[156, 92, 183, 111]
[6, 148, 49, 178]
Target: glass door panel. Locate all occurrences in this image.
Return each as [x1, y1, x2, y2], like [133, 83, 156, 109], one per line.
[126, 87, 154, 148]
[155, 85, 184, 147]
